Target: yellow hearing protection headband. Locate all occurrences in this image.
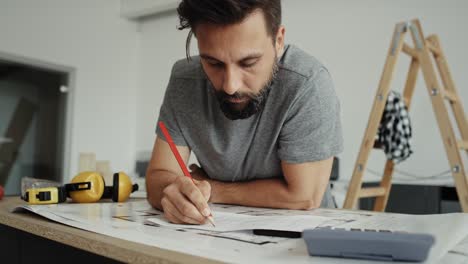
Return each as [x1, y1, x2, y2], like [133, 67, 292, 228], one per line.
[66, 171, 105, 203]
[103, 172, 139, 202]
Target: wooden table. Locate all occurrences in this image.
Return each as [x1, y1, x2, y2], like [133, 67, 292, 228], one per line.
[3, 196, 467, 264]
[0, 196, 219, 264]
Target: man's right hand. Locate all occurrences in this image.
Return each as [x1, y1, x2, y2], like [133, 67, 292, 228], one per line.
[161, 176, 212, 224]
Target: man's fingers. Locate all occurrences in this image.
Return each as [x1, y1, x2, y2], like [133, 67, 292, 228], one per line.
[161, 197, 200, 224]
[164, 209, 183, 224]
[161, 197, 183, 224]
[170, 188, 207, 222]
[179, 180, 211, 218]
[163, 182, 205, 222]
[194, 180, 211, 202]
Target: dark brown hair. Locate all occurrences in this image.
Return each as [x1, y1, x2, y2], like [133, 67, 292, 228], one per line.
[177, 0, 282, 59]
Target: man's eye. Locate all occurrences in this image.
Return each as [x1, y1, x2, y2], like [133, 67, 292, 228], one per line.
[241, 61, 257, 68]
[207, 61, 223, 68]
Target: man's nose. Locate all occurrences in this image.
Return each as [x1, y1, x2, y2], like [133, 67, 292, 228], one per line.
[222, 67, 242, 95]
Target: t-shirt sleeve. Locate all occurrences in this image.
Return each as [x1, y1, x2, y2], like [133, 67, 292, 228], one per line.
[155, 66, 189, 146]
[278, 68, 343, 163]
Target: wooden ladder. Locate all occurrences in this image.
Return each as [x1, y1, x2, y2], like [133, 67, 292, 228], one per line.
[343, 19, 468, 212]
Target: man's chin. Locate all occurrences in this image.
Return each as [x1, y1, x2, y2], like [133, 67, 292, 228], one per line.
[229, 101, 249, 111]
[220, 102, 257, 120]
[222, 112, 253, 120]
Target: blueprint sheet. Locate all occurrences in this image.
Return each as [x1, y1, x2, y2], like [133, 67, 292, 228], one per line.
[13, 200, 468, 264]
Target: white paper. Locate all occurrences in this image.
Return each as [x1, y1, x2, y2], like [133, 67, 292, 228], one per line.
[12, 201, 468, 264]
[448, 235, 468, 258]
[146, 211, 328, 232]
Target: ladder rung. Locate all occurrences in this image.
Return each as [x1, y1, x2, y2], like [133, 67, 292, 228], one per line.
[459, 140, 468, 150]
[358, 187, 387, 198]
[402, 43, 419, 58]
[444, 90, 457, 102]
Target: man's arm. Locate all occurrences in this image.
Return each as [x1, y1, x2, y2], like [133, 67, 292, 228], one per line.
[146, 137, 212, 224]
[146, 137, 190, 210]
[195, 158, 333, 210]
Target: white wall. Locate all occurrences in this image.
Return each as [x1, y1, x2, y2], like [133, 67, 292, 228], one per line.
[0, 0, 140, 181]
[135, 11, 191, 161]
[120, 0, 178, 19]
[135, 0, 468, 185]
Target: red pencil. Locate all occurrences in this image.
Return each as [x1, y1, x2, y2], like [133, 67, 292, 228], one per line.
[158, 121, 215, 227]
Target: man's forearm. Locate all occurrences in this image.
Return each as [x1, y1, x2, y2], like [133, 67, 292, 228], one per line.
[209, 178, 319, 210]
[146, 170, 178, 210]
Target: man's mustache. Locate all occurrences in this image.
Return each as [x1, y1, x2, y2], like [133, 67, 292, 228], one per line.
[218, 92, 253, 101]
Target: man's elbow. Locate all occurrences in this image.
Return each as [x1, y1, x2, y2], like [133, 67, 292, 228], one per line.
[287, 198, 320, 210]
[145, 170, 164, 211]
[282, 191, 321, 210]
[146, 192, 162, 211]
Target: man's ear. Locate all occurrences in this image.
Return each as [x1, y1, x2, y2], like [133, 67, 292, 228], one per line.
[275, 26, 286, 56]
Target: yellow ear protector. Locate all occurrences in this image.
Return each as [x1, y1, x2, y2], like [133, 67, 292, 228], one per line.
[65, 171, 139, 203]
[65, 171, 105, 203]
[104, 171, 140, 202]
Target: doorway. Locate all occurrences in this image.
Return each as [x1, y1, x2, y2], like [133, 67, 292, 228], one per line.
[0, 57, 71, 195]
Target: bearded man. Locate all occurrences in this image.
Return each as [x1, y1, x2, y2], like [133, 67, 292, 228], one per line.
[146, 0, 343, 225]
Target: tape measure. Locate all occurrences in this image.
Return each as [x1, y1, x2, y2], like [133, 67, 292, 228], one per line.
[22, 187, 67, 204]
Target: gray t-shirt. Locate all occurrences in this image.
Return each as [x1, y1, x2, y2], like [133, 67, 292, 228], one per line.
[156, 44, 343, 208]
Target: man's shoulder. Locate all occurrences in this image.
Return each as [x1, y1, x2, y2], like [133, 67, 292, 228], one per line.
[279, 44, 327, 80]
[171, 56, 205, 80]
[273, 45, 335, 108]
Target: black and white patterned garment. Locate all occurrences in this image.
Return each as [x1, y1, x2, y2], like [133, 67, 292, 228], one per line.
[376, 91, 413, 163]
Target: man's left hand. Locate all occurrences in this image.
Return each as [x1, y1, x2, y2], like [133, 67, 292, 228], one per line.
[189, 164, 219, 202]
[189, 164, 209, 181]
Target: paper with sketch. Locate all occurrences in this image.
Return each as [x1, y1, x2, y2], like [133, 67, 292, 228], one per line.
[448, 235, 468, 258]
[146, 211, 328, 232]
[12, 200, 468, 263]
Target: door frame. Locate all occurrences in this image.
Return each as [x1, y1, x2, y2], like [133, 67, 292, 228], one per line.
[0, 50, 76, 182]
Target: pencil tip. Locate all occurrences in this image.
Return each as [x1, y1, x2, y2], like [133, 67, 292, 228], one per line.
[208, 216, 216, 227]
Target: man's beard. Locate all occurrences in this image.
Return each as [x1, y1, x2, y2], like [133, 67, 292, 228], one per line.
[213, 59, 279, 120]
